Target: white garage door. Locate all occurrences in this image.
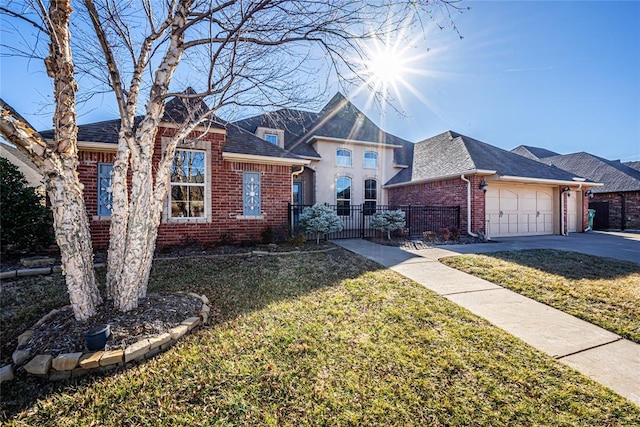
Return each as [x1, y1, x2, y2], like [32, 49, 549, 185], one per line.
[486, 185, 554, 237]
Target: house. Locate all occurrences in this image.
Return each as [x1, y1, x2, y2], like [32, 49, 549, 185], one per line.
[233, 93, 413, 211]
[0, 142, 45, 194]
[625, 161, 640, 172]
[39, 93, 309, 248]
[512, 147, 640, 230]
[385, 131, 600, 238]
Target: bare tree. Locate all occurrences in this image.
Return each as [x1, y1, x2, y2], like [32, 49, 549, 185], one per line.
[0, 0, 465, 319]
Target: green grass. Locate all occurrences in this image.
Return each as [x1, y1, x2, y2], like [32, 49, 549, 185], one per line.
[441, 249, 640, 344]
[2, 249, 639, 425]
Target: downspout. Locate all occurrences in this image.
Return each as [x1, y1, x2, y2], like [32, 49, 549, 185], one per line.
[460, 175, 479, 238]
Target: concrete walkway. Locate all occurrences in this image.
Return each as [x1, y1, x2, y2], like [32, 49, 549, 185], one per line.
[334, 238, 640, 406]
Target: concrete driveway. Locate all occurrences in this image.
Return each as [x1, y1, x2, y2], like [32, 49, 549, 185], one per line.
[414, 231, 640, 264]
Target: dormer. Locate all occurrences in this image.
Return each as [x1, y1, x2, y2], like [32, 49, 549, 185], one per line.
[255, 127, 285, 149]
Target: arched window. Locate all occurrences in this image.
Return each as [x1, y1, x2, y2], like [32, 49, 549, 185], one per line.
[363, 151, 378, 168]
[336, 149, 352, 166]
[364, 179, 377, 215]
[336, 176, 351, 216]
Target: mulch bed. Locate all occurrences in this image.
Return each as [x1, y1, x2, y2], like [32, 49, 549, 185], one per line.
[21, 293, 205, 358]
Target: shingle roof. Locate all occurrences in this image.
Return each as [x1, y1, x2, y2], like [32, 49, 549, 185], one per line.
[511, 145, 559, 160]
[40, 90, 303, 162]
[540, 152, 640, 193]
[386, 131, 585, 186]
[624, 160, 640, 172]
[233, 109, 320, 158]
[224, 123, 304, 160]
[233, 93, 414, 164]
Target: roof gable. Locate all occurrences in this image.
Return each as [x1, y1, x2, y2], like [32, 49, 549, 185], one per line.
[511, 145, 559, 160]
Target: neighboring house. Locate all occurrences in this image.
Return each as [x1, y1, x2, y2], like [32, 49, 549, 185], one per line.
[0, 142, 45, 194]
[234, 93, 413, 211]
[39, 92, 309, 248]
[385, 131, 599, 238]
[513, 147, 640, 230]
[625, 161, 640, 172]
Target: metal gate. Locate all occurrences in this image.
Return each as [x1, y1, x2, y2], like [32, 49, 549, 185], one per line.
[288, 204, 461, 239]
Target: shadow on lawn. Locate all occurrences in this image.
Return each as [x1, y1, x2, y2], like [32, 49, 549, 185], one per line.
[480, 249, 640, 280]
[0, 246, 383, 418]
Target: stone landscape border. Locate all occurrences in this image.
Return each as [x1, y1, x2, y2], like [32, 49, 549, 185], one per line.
[0, 293, 211, 383]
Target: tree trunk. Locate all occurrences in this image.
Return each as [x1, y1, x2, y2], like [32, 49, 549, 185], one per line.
[47, 165, 102, 320]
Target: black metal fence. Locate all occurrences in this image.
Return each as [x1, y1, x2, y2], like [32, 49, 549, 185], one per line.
[288, 204, 461, 240]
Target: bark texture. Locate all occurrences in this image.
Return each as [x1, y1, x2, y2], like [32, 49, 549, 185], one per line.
[0, 0, 102, 321]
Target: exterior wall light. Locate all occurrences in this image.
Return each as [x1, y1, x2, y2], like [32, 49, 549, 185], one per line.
[478, 180, 488, 192]
[585, 189, 594, 199]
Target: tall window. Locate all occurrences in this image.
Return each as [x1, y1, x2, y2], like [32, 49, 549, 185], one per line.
[336, 149, 352, 166]
[336, 176, 351, 216]
[364, 179, 377, 215]
[243, 172, 261, 216]
[97, 163, 113, 216]
[265, 133, 278, 145]
[364, 151, 378, 168]
[170, 149, 206, 218]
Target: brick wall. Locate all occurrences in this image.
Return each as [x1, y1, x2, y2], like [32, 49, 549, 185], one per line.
[78, 126, 292, 249]
[387, 175, 486, 234]
[591, 191, 640, 230]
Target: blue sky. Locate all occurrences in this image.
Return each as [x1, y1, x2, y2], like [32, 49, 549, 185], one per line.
[1, 1, 639, 161]
[352, 0, 640, 162]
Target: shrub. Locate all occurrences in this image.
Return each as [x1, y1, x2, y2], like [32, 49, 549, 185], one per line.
[440, 227, 451, 242]
[0, 157, 54, 254]
[449, 227, 461, 242]
[370, 209, 406, 240]
[299, 204, 343, 244]
[423, 230, 437, 243]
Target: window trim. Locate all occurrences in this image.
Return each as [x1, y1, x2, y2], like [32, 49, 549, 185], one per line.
[336, 149, 352, 167]
[97, 162, 114, 217]
[242, 171, 262, 217]
[163, 138, 211, 223]
[264, 133, 278, 145]
[363, 151, 378, 169]
[364, 178, 377, 215]
[336, 176, 352, 216]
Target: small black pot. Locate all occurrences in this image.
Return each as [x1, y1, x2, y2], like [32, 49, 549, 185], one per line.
[84, 324, 111, 351]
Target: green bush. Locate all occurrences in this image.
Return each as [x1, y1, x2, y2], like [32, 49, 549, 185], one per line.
[0, 157, 54, 254]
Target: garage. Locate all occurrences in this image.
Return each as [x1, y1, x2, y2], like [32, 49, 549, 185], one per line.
[486, 184, 555, 237]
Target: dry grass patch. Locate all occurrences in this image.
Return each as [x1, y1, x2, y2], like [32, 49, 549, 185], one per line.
[441, 249, 640, 343]
[2, 249, 639, 425]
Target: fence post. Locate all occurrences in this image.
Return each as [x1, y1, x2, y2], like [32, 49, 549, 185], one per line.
[407, 205, 412, 236]
[288, 202, 292, 236]
[361, 204, 365, 238]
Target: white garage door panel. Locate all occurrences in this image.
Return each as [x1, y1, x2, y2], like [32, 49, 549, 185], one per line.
[486, 185, 555, 237]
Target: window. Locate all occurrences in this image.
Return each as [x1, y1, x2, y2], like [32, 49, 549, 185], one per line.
[336, 149, 352, 166]
[364, 179, 377, 215]
[170, 149, 206, 218]
[364, 151, 378, 168]
[243, 172, 261, 216]
[265, 133, 278, 145]
[336, 176, 351, 216]
[97, 163, 113, 216]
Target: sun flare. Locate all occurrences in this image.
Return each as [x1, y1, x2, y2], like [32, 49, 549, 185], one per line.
[367, 49, 407, 87]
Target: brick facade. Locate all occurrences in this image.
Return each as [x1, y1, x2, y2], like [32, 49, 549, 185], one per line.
[387, 175, 486, 235]
[591, 191, 640, 230]
[78, 126, 293, 249]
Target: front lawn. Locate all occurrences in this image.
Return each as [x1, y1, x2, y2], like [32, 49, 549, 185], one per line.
[441, 249, 640, 343]
[2, 249, 639, 425]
